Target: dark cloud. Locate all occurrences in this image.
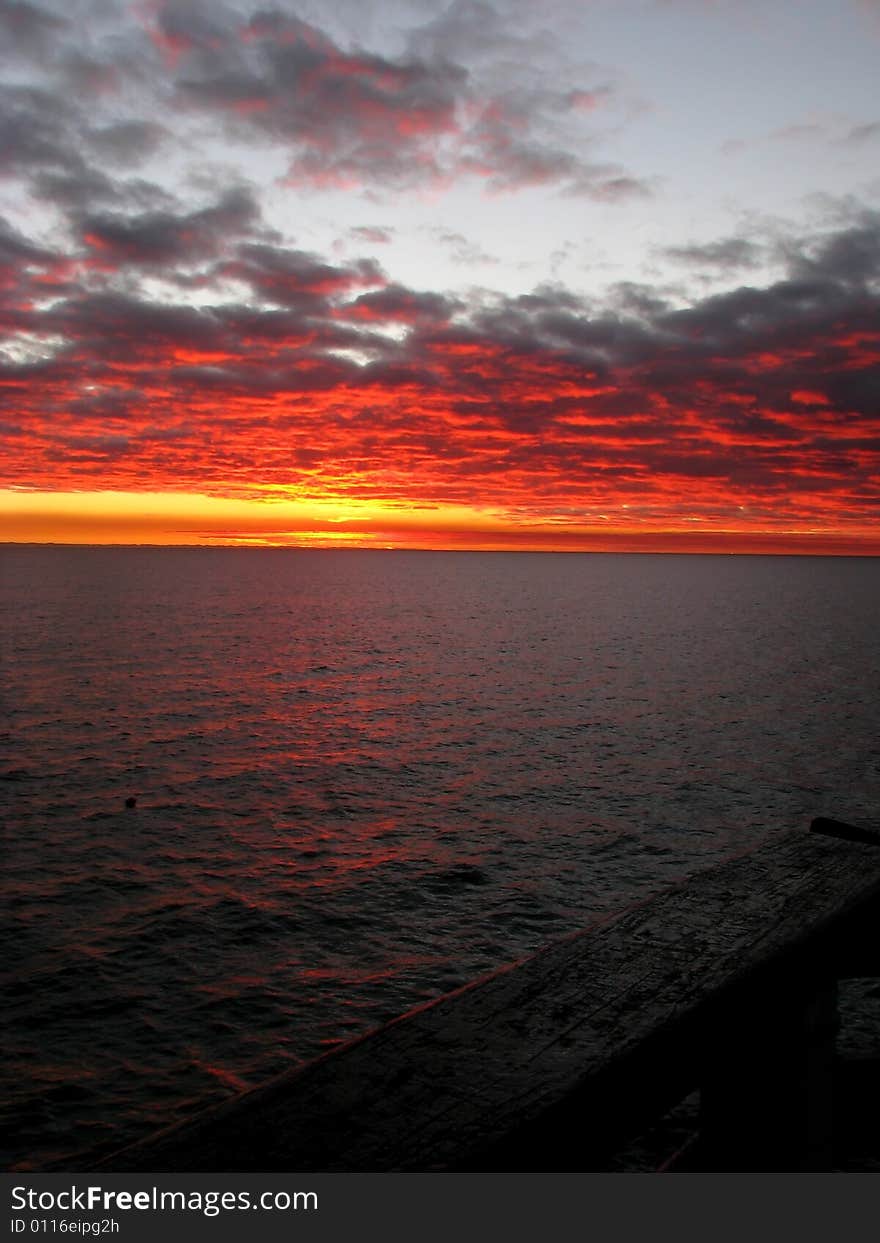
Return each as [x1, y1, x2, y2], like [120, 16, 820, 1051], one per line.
[846, 121, 880, 144]
[86, 121, 167, 166]
[148, 0, 242, 62]
[786, 210, 880, 287]
[79, 186, 262, 268]
[0, 82, 77, 175]
[663, 237, 763, 271]
[609, 282, 672, 316]
[163, 7, 465, 189]
[0, 213, 57, 273]
[38, 289, 227, 361]
[31, 165, 122, 211]
[0, 80, 167, 218]
[343, 284, 458, 325]
[0, 0, 67, 57]
[458, 92, 586, 192]
[0, 212, 70, 315]
[127, 1, 636, 197]
[7, 213, 878, 388]
[225, 240, 384, 309]
[0, 0, 644, 216]
[60, 50, 121, 95]
[457, 87, 644, 198]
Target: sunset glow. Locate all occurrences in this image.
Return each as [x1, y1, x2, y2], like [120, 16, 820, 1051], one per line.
[1, 0, 878, 553]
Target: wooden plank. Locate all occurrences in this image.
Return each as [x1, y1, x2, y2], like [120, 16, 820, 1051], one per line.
[88, 828, 880, 1172]
[811, 816, 880, 847]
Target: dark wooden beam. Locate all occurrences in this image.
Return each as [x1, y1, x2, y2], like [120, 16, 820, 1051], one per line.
[811, 816, 880, 847]
[86, 826, 880, 1174]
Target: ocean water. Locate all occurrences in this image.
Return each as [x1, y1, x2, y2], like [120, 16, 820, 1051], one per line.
[2, 546, 879, 1169]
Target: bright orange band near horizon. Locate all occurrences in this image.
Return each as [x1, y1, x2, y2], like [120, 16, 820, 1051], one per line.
[2, 490, 878, 554]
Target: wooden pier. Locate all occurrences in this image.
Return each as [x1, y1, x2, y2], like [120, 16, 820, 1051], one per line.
[89, 818, 880, 1173]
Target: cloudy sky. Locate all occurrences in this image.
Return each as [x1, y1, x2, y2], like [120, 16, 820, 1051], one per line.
[1, 0, 879, 550]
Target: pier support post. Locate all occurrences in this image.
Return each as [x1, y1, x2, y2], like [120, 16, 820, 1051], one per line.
[695, 975, 838, 1171]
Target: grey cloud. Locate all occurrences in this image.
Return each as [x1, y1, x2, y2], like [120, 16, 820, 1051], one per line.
[345, 284, 459, 324]
[0, 83, 79, 174]
[0, 101, 137, 217]
[225, 239, 385, 309]
[86, 121, 167, 167]
[432, 229, 497, 266]
[785, 210, 880, 287]
[171, 13, 466, 189]
[0, 0, 67, 57]
[663, 237, 763, 270]
[846, 121, 880, 144]
[0, 212, 57, 269]
[153, 0, 242, 55]
[407, 0, 556, 67]
[60, 50, 120, 95]
[609, 282, 672, 316]
[0, 81, 149, 213]
[349, 226, 394, 244]
[79, 186, 263, 268]
[33, 165, 176, 214]
[574, 174, 653, 202]
[43, 287, 229, 359]
[32, 165, 121, 210]
[153, 4, 638, 199]
[771, 122, 823, 143]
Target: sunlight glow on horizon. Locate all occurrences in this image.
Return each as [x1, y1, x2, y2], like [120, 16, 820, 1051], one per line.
[2, 489, 877, 555]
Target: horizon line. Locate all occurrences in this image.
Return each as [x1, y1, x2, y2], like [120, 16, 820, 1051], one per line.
[3, 540, 879, 558]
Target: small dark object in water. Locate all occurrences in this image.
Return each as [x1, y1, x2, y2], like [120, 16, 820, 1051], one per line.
[125, 796, 137, 809]
[428, 864, 489, 889]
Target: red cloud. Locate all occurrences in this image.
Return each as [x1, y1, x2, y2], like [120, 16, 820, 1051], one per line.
[2, 212, 879, 549]
[141, 8, 640, 198]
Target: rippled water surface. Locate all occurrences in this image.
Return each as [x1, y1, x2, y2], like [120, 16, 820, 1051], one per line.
[2, 546, 879, 1168]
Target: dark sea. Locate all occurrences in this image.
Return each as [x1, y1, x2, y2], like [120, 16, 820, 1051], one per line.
[2, 546, 879, 1170]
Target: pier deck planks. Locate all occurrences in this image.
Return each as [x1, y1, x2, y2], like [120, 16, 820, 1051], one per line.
[91, 826, 880, 1172]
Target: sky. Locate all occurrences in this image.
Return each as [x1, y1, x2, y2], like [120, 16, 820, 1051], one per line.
[1, 0, 879, 551]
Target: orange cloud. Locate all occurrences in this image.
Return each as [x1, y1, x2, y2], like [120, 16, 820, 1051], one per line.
[2, 199, 879, 553]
